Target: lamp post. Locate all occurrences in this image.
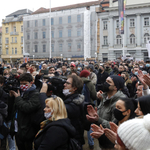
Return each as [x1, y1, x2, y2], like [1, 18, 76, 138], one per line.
[60, 54, 63, 62]
[33, 55, 34, 62]
[49, 0, 52, 60]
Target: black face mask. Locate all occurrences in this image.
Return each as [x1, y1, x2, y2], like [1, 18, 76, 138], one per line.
[113, 108, 127, 121]
[95, 67, 98, 70]
[106, 67, 109, 69]
[113, 68, 118, 72]
[119, 71, 123, 74]
[103, 82, 110, 92]
[99, 69, 103, 73]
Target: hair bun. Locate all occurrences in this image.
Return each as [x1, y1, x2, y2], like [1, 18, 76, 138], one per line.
[143, 114, 150, 132]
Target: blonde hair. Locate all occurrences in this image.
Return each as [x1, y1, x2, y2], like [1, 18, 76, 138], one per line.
[45, 96, 67, 121]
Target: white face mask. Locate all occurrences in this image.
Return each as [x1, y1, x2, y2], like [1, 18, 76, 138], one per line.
[63, 89, 71, 96]
[44, 112, 53, 119]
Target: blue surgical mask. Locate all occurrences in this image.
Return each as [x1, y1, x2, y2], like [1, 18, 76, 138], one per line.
[77, 67, 81, 71]
[134, 72, 138, 76]
[146, 64, 150, 67]
[4, 67, 7, 69]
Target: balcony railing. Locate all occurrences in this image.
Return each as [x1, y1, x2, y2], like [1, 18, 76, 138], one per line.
[127, 44, 137, 48]
[114, 44, 123, 49]
[10, 32, 19, 35]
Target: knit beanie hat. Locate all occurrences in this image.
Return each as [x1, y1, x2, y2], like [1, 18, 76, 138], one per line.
[117, 114, 150, 150]
[110, 75, 125, 91]
[80, 70, 90, 78]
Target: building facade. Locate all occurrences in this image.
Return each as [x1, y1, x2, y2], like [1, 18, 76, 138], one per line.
[98, 0, 150, 62]
[2, 9, 32, 62]
[0, 27, 2, 62]
[23, 1, 100, 61]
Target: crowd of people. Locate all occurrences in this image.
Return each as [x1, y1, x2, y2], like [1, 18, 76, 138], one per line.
[0, 58, 150, 150]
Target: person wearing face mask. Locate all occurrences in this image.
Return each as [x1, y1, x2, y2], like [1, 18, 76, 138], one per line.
[110, 64, 119, 75]
[118, 65, 125, 76]
[34, 96, 76, 150]
[63, 75, 85, 148]
[96, 65, 109, 92]
[9, 73, 44, 150]
[86, 75, 126, 149]
[105, 62, 112, 75]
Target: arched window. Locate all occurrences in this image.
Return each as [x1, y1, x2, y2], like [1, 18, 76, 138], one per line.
[116, 35, 122, 44]
[130, 34, 135, 44]
[144, 33, 150, 43]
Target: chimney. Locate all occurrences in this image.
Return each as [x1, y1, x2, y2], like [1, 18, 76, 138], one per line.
[109, 0, 113, 7]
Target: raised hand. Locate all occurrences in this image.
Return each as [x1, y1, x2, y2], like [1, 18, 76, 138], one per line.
[110, 122, 118, 133]
[86, 105, 98, 122]
[90, 124, 104, 139]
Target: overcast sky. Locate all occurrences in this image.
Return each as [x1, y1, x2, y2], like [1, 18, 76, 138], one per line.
[0, 0, 98, 26]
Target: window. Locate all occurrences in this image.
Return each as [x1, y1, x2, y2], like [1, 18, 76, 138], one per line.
[15, 48, 17, 54]
[12, 37, 13, 43]
[43, 45, 46, 52]
[34, 32, 38, 39]
[35, 20, 38, 27]
[130, 34, 135, 44]
[59, 30, 62, 38]
[144, 18, 149, 26]
[116, 20, 119, 28]
[6, 27, 8, 33]
[59, 44, 63, 51]
[27, 45, 30, 53]
[68, 29, 71, 37]
[68, 43, 71, 52]
[51, 18, 54, 25]
[144, 33, 150, 43]
[27, 33, 30, 40]
[116, 35, 122, 45]
[77, 15, 81, 22]
[77, 29, 81, 37]
[27, 21, 30, 27]
[15, 37, 17, 43]
[59, 17, 62, 24]
[12, 48, 14, 54]
[51, 44, 54, 52]
[43, 19, 46, 26]
[77, 43, 81, 51]
[103, 21, 107, 30]
[103, 36, 108, 45]
[6, 48, 8, 54]
[21, 26, 23, 32]
[35, 45, 38, 53]
[51, 31, 54, 38]
[43, 32, 46, 39]
[14, 26, 16, 32]
[5, 38, 9, 44]
[130, 19, 135, 27]
[21, 36, 23, 43]
[68, 16, 71, 23]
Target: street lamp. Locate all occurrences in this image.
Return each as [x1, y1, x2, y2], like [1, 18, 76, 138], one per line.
[33, 55, 35, 62]
[60, 54, 63, 62]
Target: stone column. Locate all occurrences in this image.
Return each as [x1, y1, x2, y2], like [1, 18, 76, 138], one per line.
[124, 15, 127, 47]
[137, 14, 141, 47]
[109, 16, 113, 48]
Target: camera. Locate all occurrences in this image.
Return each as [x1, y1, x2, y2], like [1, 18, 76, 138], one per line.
[3, 75, 20, 93]
[35, 75, 67, 98]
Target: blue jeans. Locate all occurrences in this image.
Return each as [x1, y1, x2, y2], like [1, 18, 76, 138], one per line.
[87, 126, 94, 146]
[7, 121, 16, 150]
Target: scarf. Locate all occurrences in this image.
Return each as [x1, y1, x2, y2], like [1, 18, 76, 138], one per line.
[35, 119, 51, 137]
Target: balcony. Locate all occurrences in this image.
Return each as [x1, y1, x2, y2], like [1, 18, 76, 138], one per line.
[10, 32, 19, 36]
[102, 45, 109, 48]
[114, 44, 122, 49]
[127, 44, 137, 48]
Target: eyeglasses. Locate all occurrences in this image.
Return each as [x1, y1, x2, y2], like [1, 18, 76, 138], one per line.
[65, 81, 71, 85]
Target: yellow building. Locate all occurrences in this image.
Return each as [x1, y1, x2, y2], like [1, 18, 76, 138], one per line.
[2, 9, 32, 62]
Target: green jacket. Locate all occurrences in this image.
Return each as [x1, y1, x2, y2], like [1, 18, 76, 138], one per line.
[10, 87, 41, 141]
[81, 77, 97, 102]
[105, 67, 113, 75]
[97, 90, 126, 128]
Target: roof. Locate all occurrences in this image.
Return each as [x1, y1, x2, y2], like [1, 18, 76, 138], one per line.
[6, 9, 33, 17]
[32, 1, 100, 15]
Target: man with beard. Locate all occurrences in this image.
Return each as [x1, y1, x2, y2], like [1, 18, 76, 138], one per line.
[86, 75, 126, 150]
[118, 64, 125, 76]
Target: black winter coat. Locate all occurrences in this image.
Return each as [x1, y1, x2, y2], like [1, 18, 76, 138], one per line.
[64, 94, 85, 145]
[34, 118, 76, 150]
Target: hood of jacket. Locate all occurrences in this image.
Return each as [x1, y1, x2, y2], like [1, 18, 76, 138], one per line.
[64, 93, 84, 105]
[102, 90, 126, 104]
[45, 118, 76, 138]
[81, 77, 91, 84]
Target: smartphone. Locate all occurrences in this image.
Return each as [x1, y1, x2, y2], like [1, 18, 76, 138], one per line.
[41, 69, 48, 75]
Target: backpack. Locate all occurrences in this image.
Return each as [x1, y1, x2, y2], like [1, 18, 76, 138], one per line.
[82, 84, 90, 102]
[68, 138, 81, 150]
